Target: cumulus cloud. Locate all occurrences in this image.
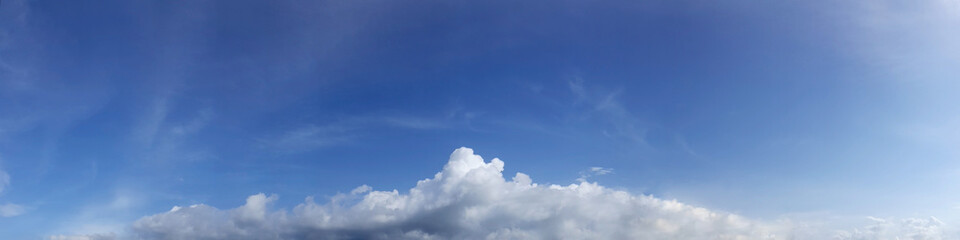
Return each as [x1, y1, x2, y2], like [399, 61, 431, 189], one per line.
[72, 147, 954, 239]
[132, 147, 777, 239]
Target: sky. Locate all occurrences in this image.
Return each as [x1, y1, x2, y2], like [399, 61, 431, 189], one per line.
[0, 0, 959, 239]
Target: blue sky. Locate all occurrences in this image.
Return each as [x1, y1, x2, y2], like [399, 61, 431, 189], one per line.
[1, 0, 959, 239]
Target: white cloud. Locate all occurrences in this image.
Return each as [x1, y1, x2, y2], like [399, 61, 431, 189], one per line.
[566, 79, 648, 147]
[47, 233, 117, 240]
[270, 124, 357, 153]
[269, 114, 455, 153]
[64, 147, 955, 239]
[834, 216, 946, 240]
[0, 203, 25, 217]
[131, 147, 776, 239]
[849, 0, 960, 84]
[576, 167, 613, 182]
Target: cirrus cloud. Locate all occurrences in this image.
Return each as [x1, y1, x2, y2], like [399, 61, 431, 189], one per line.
[0, 167, 26, 218]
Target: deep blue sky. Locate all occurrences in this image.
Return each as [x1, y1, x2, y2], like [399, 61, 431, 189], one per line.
[1, 0, 958, 238]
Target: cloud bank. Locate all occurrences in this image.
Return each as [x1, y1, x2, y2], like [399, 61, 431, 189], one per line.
[63, 147, 952, 239]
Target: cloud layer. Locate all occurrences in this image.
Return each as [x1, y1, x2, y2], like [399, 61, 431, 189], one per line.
[64, 147, 952, 239]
